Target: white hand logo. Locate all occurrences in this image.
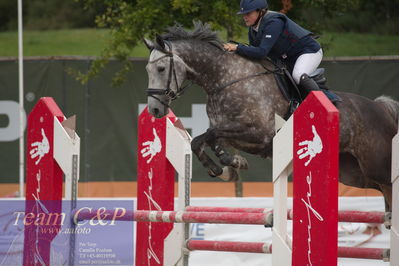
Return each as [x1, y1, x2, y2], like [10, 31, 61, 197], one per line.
[141, 128, 162, 164]
[30, 128, 50, 165]
[297, 125, 323, 167]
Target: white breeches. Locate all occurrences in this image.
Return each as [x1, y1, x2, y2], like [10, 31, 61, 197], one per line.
[292, 49, 323, 84]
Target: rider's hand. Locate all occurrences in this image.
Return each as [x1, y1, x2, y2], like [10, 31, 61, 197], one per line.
[224, 43, 238, 52]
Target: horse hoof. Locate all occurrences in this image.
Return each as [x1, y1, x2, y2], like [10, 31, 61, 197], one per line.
[219, 154, 249, 170]
[219, 154, 233, 166]
[207, 170, 217, 177]
[232, 155, 249, 169]
[207, 167, 223, 177]
[217, 167, 239, 182]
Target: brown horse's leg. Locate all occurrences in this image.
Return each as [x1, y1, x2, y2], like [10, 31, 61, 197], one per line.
[339, 153, 379, 188]
[211, 139, 248, 169]
[351, 151, 392, 212]
[205, 125, 269, 167]
[192, 129, 249, 178]
[217, 166, 240, 182]
[379, 184, 392, 212]
[191, 133, 223, 177]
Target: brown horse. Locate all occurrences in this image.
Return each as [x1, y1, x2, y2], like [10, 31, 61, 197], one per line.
[143, 22, 398, 212]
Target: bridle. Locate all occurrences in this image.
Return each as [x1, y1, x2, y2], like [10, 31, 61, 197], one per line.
[146, 41, 193, 108]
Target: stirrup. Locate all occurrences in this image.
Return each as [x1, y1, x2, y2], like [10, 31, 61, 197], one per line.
[290, 99, 300, 114]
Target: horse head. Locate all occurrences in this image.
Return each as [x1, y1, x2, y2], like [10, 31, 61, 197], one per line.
[143, 35, 193, 118]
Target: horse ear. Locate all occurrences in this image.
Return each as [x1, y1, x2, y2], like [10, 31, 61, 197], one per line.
[143, 38, 155, 50]
[155, 34, 166, 50]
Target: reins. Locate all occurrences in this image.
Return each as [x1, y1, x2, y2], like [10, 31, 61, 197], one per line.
[146, 40, 289, 107]
[212, 58, 283, 94]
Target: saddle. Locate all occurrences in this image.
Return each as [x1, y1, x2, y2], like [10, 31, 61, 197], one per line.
[274, 68, 327, 100]
[271, 61, 340, 116]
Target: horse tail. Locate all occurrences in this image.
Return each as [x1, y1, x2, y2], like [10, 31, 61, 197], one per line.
[375, 95, 399, 124]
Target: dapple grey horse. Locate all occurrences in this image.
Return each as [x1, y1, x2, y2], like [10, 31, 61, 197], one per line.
[143, 22, 398, 212]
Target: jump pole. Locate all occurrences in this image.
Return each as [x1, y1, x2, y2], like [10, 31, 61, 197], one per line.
[24, 97, 80, 266]
[186, 206, 387, 225]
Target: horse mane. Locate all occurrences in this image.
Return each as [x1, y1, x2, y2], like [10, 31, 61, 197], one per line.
[160, 21, 224, 51]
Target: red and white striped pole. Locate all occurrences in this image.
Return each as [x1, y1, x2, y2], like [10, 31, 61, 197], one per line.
[186, 206, 387, 225]
[186, 240, 388, 261]
[186, 240, 272, 254]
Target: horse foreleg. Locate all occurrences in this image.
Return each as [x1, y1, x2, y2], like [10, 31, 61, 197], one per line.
[217, 166, 241, 182]
[191, 133, 223, 177]
[191, 129, 246, 181]
[205, 125, 267, 167]
[211, 139, 248, 169]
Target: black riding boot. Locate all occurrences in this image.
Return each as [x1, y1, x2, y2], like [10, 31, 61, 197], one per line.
[299, 74, 342, 103]
[299, 74, 320, 94]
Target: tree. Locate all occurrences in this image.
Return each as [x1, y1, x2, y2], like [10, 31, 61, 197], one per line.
[25, 0, 97, 30]
[75, 0, 246, 84]
[0, 0, 17, 31]
[291, 0, 360, 15]
[0, 0, 97, 31]
[279, 0, 293, 14]
[171, 0, 243, 40]
[77, 0, 393, 84]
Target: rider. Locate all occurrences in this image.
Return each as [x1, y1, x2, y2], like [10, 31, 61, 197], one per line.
[224, 0, 327, 100]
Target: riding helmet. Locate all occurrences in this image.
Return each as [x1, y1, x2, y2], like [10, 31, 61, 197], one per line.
[237, 0, 268, 15]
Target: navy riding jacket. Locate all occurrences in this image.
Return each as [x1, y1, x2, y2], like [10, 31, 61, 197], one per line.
[236, 11, 320, 69]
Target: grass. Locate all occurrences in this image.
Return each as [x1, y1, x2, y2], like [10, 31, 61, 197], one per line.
[0, 28, 150, 57]
[318, 32, 399, 57]
[0, 29, 109, 57]
[0, 28, 398, 57]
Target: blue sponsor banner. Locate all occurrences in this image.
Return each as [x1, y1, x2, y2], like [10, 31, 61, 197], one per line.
[0, 200, 25, 266]
[190, 223, 205, 240]
[0, 199, 135, 266]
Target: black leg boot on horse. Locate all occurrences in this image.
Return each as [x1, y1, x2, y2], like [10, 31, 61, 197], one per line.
[299, 74, 342, 104]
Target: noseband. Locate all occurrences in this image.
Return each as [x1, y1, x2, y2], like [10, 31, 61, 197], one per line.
[146, 42, 192, 108]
